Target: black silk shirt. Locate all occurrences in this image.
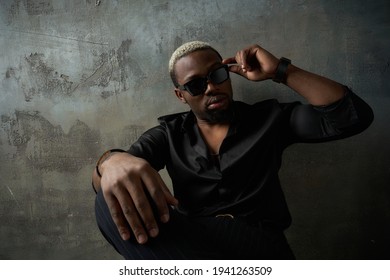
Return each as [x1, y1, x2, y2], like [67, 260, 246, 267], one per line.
[128, 89, 373, 230]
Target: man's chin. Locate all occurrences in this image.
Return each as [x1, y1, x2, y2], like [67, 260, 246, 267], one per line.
[205, 107, 234, 124]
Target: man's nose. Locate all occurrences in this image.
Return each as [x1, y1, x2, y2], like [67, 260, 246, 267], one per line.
[204, 80, 219, 96]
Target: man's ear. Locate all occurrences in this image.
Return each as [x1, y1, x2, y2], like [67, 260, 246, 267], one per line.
[174, 89, 187, 104]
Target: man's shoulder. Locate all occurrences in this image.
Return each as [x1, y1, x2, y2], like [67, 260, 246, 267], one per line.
[234, 99, 301, 125]
[234, 99, 282, 113]
[158, 111, 189, 122]
[236, 99, 279, 107]
[236, 98, 301, 111]
[157, 111, 189, 123]
[137, 112, 189, 141]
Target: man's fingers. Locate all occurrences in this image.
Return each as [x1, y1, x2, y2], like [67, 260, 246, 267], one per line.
[105, 185, 153, 244]
[238, 49, 254, 72]
[103, 191, 133, 241]
[222, 57, 236, 65]
[116, 194, 151, 244]
[141, 169, 173, 224]
[228, 64, 246, 77]
[161, 183, 178, 207]
[125, 177, 160, 240]
[155, 175, 179, 222]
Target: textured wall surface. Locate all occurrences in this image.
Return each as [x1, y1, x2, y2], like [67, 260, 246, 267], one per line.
[0, 0, 389, 259]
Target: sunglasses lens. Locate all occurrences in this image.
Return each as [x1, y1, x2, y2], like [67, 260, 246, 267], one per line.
[210, 66, 229, 84]
[185, 78, 207, 96]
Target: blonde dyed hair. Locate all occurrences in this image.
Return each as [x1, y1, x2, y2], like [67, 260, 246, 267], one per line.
[169, 41, 222, 87]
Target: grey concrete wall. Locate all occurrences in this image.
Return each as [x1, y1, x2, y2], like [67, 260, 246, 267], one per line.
[0, 0, 388, 259]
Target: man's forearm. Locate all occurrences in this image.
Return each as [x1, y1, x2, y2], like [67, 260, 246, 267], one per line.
[285, 64, 345, 106]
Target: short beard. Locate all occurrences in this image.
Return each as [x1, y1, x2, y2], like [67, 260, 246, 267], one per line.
[203, 106, 234, 124]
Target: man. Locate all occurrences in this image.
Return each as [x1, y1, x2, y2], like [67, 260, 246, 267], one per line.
[92, 41, 373, 259]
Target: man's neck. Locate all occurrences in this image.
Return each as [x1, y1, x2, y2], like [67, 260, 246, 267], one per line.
[196, 119, 230, 155]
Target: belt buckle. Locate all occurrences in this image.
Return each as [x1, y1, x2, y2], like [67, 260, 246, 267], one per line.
[215, 213, 234, 219]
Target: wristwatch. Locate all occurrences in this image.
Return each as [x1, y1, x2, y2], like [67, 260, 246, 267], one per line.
[273, 57, 291, 83]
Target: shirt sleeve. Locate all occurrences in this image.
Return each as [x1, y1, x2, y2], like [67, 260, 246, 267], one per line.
[127, 124, 168, 171]
[287, 87, 374, 143]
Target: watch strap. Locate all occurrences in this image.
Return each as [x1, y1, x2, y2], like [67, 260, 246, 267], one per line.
[273, 57, 291, 83]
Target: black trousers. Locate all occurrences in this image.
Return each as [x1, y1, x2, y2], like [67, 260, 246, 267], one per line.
[95, 191, 295, 260]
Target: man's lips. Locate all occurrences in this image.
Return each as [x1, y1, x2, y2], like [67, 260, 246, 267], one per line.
[206, 94, 229, 110]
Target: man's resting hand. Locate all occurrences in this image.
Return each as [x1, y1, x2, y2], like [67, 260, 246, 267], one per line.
[97, 152, 178, 244]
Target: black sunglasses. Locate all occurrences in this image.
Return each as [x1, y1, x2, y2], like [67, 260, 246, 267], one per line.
[177, 65, 230, 96]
